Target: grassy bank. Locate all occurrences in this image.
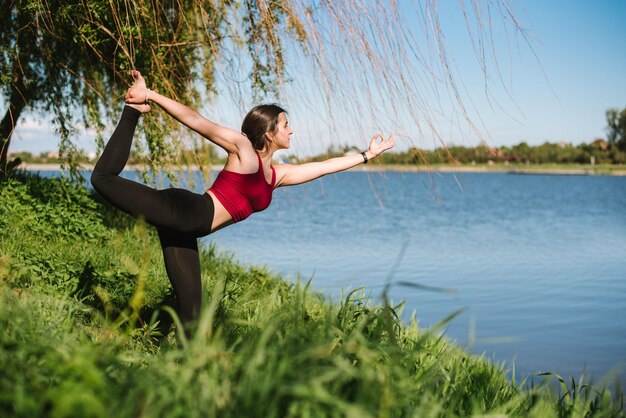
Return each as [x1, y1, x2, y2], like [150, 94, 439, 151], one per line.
[0, 174, 623, 417]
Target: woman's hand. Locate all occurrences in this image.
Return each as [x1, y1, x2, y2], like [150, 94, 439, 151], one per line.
[367, 133, 396, 159]
[124, 70, 151, 110]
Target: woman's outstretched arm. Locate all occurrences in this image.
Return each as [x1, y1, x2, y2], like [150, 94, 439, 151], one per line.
[274, 133, 395, 187]
[125, 70, 246, 154]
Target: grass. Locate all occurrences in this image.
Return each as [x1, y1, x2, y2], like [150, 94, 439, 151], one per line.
[0, 173, 623, 417]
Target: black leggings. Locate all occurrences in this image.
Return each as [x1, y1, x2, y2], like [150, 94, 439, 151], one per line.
[91, 106, 214, 326]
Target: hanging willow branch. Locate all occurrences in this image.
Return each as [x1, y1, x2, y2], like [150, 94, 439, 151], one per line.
[0, 0, 530, 183]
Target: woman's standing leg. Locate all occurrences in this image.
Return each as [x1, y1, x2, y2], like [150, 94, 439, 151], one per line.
[157, 228, 203, 328]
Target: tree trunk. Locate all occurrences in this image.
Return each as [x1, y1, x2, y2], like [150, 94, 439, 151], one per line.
[1, 74, 29, 176]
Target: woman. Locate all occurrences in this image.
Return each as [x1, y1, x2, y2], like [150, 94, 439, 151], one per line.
[91, 70, 395, 330]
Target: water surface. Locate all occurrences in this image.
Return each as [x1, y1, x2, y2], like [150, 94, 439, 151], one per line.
[39, 169, 626, 383]
[206, 171, 626, 383]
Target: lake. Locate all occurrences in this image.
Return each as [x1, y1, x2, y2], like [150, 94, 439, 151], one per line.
[42, 169, 626, 384]
[206, 170, 626, 384]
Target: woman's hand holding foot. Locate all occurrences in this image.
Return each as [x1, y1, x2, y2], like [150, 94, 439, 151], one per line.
[125, 70, 151, 114]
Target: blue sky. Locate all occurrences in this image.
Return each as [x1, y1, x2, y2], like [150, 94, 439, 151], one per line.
[8, 0, 626, 155]
[477, 0, 626, 146]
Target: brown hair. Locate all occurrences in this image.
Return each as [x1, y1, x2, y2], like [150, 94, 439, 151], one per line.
[241, 104, 287, 150]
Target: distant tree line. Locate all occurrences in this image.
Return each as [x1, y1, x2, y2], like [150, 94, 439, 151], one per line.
[297, 139, 624, 166]
[298, 107, 626, 166]
[380, 139, 625, 166]
[15, 136, 626, 167]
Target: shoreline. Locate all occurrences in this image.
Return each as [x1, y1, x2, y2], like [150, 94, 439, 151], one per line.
[20, 162, 626, 176]
[359, 164, 626, 176]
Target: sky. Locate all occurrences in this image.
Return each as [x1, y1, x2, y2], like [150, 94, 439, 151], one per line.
[7, 0, 626, 156]
[471, 0, 626, 146]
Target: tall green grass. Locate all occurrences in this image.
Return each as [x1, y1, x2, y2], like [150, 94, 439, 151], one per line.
[0, 173, 623, 417]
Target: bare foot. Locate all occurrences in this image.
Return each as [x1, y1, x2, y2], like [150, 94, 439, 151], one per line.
[130, 69, 147, 90]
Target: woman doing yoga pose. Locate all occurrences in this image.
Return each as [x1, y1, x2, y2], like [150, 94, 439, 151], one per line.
[91, 70, 395, 329]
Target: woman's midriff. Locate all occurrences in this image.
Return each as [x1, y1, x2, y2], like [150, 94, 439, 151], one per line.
[206, 190, 235, 232]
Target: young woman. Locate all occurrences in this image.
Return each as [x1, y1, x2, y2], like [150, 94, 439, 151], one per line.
[91, 70, 395, 330]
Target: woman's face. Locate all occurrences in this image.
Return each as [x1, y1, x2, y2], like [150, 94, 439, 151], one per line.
[270, 112, 293, 150]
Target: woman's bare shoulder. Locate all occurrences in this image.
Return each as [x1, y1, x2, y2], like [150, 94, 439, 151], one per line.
[223, 141, 260, 173]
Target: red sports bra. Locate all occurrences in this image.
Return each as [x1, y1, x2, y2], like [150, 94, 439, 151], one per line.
[209, 153, 276, 222]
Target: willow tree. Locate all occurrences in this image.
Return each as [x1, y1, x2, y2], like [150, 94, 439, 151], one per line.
[0, 0, 305, 178]
[1, 0, 529, 180]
